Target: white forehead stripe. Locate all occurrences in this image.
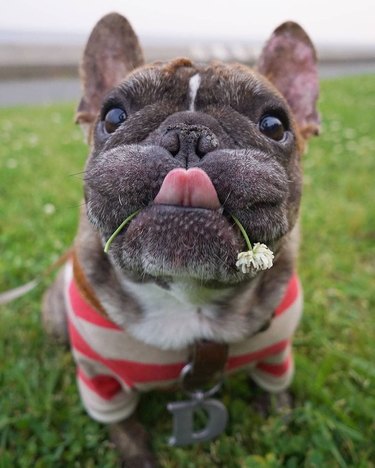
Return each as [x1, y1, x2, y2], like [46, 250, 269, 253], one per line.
[188, 74, 201, 112]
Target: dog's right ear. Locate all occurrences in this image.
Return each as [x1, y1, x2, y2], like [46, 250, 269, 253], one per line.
[257, 21, 319, 140]
[76, 13, 144, 138]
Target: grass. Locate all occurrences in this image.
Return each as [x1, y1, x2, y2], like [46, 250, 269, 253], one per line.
[0, 74, 374, 467]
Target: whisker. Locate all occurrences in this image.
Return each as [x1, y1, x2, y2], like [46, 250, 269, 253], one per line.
[221, 190, 233, 209]
[69, 170, 88, 178]
[82, 176, 97, 182]
[211, 250, 229, 269]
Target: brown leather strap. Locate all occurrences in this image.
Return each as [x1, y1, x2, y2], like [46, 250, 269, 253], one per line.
[182, 340, 229, 392]
[44, 248, 74, 276]
[72, 250, 108, 318]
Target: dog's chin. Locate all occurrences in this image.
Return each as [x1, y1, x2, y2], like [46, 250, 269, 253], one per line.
[106, 204, 252, 284]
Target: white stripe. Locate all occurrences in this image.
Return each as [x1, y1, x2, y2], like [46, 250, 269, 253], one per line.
[188, 73, 201, 111]
[72, 315, 187, 364]
[230, 291, 303, 357]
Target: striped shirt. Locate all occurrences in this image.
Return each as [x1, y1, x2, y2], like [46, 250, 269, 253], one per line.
[64, 263, 303, 424]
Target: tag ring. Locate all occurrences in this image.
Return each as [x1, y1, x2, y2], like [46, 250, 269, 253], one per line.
[179, 363, 224, 400]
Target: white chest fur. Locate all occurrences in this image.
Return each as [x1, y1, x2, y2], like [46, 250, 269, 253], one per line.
[116, 277, 236, 350]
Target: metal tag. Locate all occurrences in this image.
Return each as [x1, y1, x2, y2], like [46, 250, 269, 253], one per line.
[167, 398, 228, 446]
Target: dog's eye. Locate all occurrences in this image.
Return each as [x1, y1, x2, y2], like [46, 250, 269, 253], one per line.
[259, 115, 285, 141]
[104, 108, 127, 133]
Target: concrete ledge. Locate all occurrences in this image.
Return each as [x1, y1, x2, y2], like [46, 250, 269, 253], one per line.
[0, 39, 374, 106]
[1, 40, 375, 80]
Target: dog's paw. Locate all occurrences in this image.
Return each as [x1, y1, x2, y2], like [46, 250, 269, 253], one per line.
[249, 380, 294, 417]
[253, 390, 294, 418]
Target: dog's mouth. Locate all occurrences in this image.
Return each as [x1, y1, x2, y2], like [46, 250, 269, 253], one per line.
[105, 168, 249, 282]
[111, 205, 244, 283]
[89, 156, 290, 283]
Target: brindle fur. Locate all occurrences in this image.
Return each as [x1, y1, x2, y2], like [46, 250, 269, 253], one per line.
[42, 13, 319, 467]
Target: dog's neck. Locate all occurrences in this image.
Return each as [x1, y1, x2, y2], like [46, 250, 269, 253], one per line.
[74, 211, 298, 350]
[114, 273, 245, 349]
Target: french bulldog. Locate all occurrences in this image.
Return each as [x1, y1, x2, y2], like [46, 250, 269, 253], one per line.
[42, 12, 319, 467]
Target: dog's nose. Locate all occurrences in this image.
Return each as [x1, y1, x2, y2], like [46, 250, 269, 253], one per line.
[160, 124, 219, 164]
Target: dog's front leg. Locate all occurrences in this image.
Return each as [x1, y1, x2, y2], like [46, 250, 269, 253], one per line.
[109, 414, 157, 468]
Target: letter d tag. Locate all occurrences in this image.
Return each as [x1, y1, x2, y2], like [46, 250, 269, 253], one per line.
[167, 398, 228, 446]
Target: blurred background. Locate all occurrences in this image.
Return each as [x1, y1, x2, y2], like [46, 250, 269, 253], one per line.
[0, 0, 374, 107]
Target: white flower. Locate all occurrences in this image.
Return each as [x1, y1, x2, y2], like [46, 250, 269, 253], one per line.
[236, 243, 274, 274]
[236, 250, 255, 274]
[43, 203, 56, 215]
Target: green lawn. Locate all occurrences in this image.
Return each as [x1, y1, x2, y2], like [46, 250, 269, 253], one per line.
[0, 75, 374, 467]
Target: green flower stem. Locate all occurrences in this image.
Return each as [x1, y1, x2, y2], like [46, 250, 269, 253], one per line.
[104, 210, 141, 254]
[231, 215, 253, 251]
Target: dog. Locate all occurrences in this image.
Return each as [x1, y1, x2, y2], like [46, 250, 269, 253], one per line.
[42, 12, 319, 466]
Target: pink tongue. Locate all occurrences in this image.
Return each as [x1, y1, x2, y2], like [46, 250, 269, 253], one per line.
[154, 168, 221, 209]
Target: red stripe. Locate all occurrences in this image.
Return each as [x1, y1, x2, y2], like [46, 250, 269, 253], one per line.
[256, 352, 292, 377]
[274, 274, 300, 316]
[68, 319, 184, 387]
[227, 339, 289, 371]
[78, 368, 122, 400]
[69, 279, 120, 330]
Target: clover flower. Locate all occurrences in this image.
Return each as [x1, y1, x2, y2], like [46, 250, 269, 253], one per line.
[232, 215, 274, 273]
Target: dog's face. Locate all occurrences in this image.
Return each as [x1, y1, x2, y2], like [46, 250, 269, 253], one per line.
[77, 14, 319, 285]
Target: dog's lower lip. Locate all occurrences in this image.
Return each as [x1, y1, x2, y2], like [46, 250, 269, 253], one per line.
[151, 202, 223, 213]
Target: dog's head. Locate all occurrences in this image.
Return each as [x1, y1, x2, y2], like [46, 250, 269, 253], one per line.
[77, 13, 319, 285]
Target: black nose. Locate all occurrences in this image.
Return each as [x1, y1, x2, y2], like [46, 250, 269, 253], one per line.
[160, 124, 219, 165]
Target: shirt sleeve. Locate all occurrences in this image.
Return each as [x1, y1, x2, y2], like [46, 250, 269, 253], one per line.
[249, 340, 294, 393]
[75, 356, 139, 424]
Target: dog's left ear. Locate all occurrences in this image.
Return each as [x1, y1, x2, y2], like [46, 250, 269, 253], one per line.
[76, 13, 144, 134]
[257, 21, 319, 139]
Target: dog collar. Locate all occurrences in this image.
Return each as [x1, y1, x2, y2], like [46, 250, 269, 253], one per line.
[72, 250, 108, 318]
[182, 340, 229, 393]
